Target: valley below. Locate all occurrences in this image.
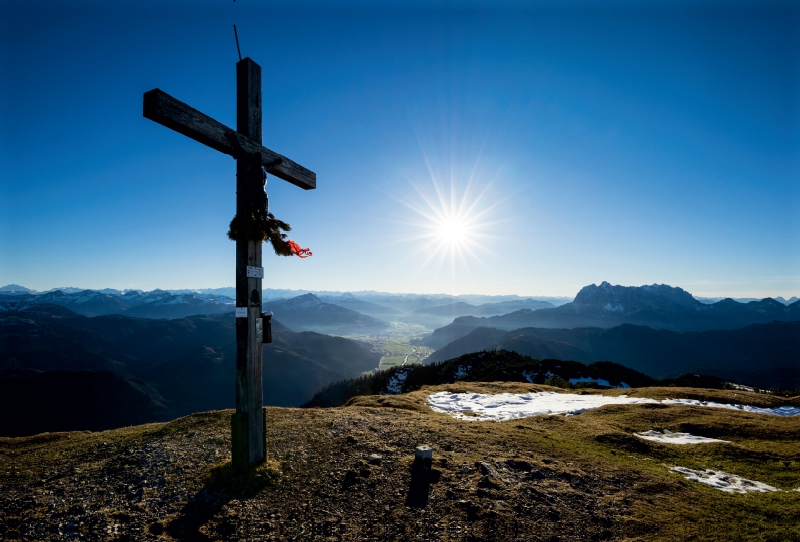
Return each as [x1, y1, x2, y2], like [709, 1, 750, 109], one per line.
[339, 321, 435, 371]
[2, 281, 799, 437]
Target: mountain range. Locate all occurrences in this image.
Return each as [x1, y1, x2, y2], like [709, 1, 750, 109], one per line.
[422, 282, 800, 348]
[404, 299, 557, 327]
[696, 295, 799, 304]
[312, 294, 558, 327]
[304, 350, 765, 408]
[0, 304, 380, 436]
[0, 288, 234, 319]
[318, 292, 405, 321]
[262, 294, 389, 334]
[425, 321, 800, 388]
[3, 280, 799, 434]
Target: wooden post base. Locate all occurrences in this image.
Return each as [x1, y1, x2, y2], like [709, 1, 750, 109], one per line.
[231, 413, 249, 469]
[231, 410, 267, 469]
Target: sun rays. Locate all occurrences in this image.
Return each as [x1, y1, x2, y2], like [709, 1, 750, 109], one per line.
[391, 157, 507, 284]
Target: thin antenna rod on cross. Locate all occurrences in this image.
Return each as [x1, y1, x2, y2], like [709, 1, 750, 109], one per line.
[233, 24, 243, 62]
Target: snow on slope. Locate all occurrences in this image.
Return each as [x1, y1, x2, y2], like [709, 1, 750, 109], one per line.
[668, 467, 779, 494]
[427, 391, 800, 421]
[634, 430, 728, 444]
[427, 391, 659, 421]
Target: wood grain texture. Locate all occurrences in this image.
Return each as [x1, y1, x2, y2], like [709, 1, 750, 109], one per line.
[143, 89, 315, 190]
[142, 58, 316, 467]
[235, 152, 265, 465]
[237, 58, 262, 144]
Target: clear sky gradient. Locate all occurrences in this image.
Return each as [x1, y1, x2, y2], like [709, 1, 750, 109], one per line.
[1, 1, 797, 298]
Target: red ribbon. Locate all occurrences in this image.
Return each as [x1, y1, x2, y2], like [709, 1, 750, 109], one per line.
[287, 240, 312, 258]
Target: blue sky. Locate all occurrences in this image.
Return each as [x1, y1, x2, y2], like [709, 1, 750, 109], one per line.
[1, 1, 797, 297]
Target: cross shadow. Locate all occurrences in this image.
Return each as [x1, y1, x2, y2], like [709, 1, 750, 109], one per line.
[405, 458, 441, 508]
[157, 463, 272, 541]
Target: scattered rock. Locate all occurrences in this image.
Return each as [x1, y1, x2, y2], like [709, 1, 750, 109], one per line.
[342, 470, 359, 489]
[475, 461, 506, 485]
[368, 454, 383, 465]
[458, 500, 481, 520]
[505, 459, 534, 472]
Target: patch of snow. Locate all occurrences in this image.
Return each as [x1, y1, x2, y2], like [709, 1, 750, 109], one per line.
[568, 377, 631, 389]
[381, 369, 409, 395]
[635, 430, 728, 444]
[668, 467, 779, 494]
[603, 303, 624, 313]
[725, 382, 755, 393]
[42, 287, 83, 294]
[661, 399, 800, 417]
[427, 391, 660, 421]
[521, 370, 537, 383]
[569, 376, 611, 387]
[426, 392, 800, 422]
[453, 365, 470, 380]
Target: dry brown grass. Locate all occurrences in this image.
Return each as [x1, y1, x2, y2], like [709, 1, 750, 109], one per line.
[2, 384, 798, 541]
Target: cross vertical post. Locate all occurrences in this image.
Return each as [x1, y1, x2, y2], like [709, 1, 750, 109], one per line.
[142, 56, 316, 470]
[233, 58, 265, 468]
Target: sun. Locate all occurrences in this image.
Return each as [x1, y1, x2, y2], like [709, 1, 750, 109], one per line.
[437, 216, 470, 245]
[391, 167, 505, 282]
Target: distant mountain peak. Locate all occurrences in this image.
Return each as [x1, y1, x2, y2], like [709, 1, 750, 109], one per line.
[0, 285, 36, 294]
[573, 282, 699, 314]
[283, 293, 323, 307]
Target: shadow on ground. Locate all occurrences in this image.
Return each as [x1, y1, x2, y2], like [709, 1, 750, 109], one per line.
[405, 457, 440, 508]
[159, 463, 272, 541]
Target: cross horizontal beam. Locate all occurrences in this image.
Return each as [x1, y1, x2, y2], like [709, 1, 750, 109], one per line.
[143, 89, 316, 190]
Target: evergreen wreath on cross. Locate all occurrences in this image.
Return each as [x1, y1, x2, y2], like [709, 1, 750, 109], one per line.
[226, 159, 311, 258]
[227, 211, 297, 256]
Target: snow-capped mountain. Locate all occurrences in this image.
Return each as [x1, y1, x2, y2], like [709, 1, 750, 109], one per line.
[422, 282, 800, 348]
[32, 290, 129, 316]
[0, 287, 234, 319]
[0, 285, 36, 295]
[571, 282, 701, 315]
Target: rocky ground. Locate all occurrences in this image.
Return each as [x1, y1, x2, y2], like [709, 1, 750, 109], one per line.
[2, 382, 799, 541]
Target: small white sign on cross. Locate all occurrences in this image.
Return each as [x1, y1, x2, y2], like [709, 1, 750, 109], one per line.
[246, 266, 264, 278]
[235, 307, 248, 318]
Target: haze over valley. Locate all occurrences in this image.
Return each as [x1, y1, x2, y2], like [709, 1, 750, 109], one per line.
[2, 281, 798, 436]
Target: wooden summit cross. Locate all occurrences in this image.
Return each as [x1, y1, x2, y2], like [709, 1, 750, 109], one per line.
[143, 58, 316, 468]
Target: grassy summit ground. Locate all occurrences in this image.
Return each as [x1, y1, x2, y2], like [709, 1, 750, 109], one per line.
[3, 383, 798, 541]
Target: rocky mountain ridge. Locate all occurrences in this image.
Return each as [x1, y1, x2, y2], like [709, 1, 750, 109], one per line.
[423, 282, 800, 349]
[0, 288, 234, 319]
